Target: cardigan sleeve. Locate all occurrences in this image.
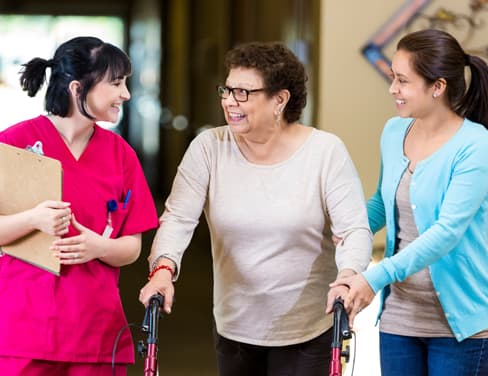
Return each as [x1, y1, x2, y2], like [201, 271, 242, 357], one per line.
[364, 135, 488, 293]
[367, 160, 386, 234]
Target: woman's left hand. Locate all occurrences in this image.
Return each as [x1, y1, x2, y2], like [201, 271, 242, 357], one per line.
[51, 213, 102, 264]
[329, 273, 375, 326]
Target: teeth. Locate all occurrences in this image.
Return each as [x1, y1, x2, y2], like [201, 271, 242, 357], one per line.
[229, 112, 245, 119]
[396, 99, 405, 105]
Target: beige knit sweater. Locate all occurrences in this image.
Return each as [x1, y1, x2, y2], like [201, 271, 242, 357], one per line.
[150, 126, 372, 346]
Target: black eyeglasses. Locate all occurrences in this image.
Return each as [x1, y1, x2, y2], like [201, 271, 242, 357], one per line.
[216, 85, 267, 102]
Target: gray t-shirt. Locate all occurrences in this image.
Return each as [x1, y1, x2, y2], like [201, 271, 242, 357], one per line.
[381, 168, 488, 339]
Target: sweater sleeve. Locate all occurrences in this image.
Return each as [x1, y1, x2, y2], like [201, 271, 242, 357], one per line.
[148, 133, 211, 279]
[325, 138, 373, 274]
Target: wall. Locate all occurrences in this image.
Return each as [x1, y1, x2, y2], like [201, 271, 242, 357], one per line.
[318, 0, 404, 246]
[318, 0, 482, 246]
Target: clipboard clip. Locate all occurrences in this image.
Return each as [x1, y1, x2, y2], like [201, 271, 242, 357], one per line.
[25, 141, 44, 156]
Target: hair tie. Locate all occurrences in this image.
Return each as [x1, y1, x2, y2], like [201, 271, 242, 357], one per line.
[464, 53, 471, 66]
[46, 59, 55, 68]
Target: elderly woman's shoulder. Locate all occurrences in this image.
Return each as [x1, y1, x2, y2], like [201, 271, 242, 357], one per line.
[193, 125, 231, 141]
[310, 127, 346, 146]
[188, 125, 234, 150]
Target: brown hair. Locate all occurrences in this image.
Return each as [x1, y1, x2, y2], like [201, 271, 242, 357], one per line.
[224, 42, 307, 123]
[397, 29, 488, 128]
[20, 36, 131, 120]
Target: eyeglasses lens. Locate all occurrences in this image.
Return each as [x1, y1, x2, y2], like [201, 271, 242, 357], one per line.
[217, 86, 251, 102]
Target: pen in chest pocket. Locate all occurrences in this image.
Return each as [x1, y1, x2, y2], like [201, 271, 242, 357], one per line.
[123, 189, 131, 209]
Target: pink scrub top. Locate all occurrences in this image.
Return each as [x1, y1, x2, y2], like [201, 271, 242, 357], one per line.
[0, 115, 159, 364]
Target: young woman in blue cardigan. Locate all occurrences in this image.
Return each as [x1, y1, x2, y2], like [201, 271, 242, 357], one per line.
[333, 29, 488, 376]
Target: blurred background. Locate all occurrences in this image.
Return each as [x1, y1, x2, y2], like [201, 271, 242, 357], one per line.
[1, 0, 486, 374]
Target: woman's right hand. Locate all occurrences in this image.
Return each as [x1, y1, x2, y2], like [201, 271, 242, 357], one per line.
[31, 200, 71, 236]
[139, 264, 175, 314]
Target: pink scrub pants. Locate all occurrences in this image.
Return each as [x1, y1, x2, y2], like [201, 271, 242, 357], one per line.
[0, 357, 127, 376]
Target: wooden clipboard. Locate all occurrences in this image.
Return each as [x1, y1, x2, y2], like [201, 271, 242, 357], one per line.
[0, 142, 62, 275]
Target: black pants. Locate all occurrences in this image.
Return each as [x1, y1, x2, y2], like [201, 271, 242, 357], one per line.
[213, 327, 333, 376]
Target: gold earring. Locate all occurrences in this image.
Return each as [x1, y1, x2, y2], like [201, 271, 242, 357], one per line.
[274, 110, 281, 127]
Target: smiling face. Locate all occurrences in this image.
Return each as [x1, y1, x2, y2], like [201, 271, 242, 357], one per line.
[389, 49, 436, 119]
[221, 67, 277, 137]
[84, 73, 130, 123]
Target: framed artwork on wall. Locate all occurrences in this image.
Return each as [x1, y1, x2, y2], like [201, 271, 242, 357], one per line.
[362, 0, 488, 81]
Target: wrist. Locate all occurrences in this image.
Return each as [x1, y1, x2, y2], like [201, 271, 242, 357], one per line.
[151, 254, 176, 270]
[26, 207, 39, 231]
[148, 264, 174, 281]
[337, 268, 356, 279]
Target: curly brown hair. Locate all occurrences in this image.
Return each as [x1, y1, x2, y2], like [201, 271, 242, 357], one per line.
[224, 42, 307, 123]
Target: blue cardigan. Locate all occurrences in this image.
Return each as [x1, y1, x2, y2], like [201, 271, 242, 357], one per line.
[364, 116, 488, 341]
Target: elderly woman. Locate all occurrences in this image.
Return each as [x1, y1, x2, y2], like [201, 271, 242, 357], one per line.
[140, 41, 372, 376]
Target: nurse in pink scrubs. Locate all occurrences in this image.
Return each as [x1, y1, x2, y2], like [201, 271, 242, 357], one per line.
[0, 36, 158, 375]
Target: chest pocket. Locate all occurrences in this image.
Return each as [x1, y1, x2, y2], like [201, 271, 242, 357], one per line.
[104, 200, 130, 238]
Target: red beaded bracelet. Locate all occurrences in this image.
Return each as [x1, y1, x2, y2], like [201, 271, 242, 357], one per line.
[148, 264, 174, 280]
